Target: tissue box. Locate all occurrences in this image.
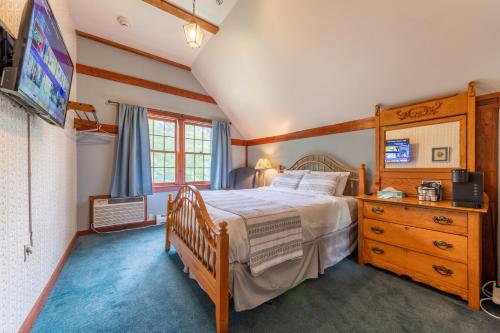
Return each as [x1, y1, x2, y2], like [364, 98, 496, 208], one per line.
[377, 190, 405, 198]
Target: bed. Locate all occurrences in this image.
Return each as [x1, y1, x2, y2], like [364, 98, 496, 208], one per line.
[165, 153, 366, 332]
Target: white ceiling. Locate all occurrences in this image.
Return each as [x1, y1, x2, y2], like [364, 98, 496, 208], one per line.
[68, 0, 239, 66]
[193, 0, 500, 139]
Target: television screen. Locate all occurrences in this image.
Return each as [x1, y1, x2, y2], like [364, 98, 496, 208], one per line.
[17, 0, 73, 127]
[385, 139, 411, 163]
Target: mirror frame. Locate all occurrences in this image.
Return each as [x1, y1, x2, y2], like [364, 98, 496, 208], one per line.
[380, 115, 467, 173]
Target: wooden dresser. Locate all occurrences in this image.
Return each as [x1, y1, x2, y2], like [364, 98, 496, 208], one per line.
[359, 83, 490, 310]
[357, 195, 488, 309]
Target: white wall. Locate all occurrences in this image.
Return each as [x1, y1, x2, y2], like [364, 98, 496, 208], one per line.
[76, 37, 245, 229]
[194, 0, 500, 139]
[0, 0, 77, 331]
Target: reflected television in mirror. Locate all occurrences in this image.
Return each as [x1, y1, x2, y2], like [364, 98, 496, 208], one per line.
[385, 138, 410, 163]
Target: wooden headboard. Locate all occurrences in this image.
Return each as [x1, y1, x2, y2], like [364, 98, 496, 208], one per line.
[282, 153, 366, 196]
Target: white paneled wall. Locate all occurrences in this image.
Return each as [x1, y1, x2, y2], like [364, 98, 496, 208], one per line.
[0, 1, 77, 331]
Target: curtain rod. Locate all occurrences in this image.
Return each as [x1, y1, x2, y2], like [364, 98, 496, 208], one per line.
[106, 100, 231, 124]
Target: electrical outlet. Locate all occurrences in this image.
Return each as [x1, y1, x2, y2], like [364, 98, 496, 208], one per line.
[493, 282, 500, 305]
[24, 245, 32, 262]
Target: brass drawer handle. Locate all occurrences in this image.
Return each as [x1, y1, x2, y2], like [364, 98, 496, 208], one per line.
[371, 207, 385, 214]
[370, 226, 384, 234]
[432, 265, 453, 276]
[371, 247, 385, 255]
[433, 216, 453, 225]
[433, 240, 454, 250]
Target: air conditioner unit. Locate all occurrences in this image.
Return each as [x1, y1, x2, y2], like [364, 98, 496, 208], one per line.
[92, 196, 145, 230]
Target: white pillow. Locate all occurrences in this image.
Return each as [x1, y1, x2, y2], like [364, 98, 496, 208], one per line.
[297, 173, 339, 196]
[311, 171, 350, 196]
[270, 173, 304, 190]
[284, 169, 311, 175]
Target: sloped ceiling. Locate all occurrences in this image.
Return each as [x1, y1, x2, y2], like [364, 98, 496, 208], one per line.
[193, 0, 500, 139]
[69, 0, 239, 66]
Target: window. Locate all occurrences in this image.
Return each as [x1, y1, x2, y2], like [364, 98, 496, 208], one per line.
[148, 110, 212, 192]
[185, 123, 212, 182]
[149, 117, 176, 184]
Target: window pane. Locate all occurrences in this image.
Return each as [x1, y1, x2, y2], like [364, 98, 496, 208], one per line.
[165, 137, 175, 151]
[148, 119, 153, 134]
[153, 152, 165, 167]
[166, 153, 175, 167]
[153, 136, 164, 150]
[204, 167, 210, 181]
[203, 140, 211, 154]
[194, 140, 203, 153]
[154, 120, 164, 136]
[185, 124, 194, 139]
[185, 167, 194, 182]
[204, 155, 211, 167]
[165, 122, 175, 137]
[194, 126, 203, 139]
[194, 168, 203, 181]
[186, 154, 194, 167]
[185, 139, 194, 152]
[165, 168, 175, 183]
[153, 168, 164, 183]
[203, 127, 212, 140]
[195, 154, 203, 168]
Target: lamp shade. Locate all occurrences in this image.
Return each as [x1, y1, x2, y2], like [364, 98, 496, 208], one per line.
[255, 158, 272, 170]
[183, 21, 204, 48]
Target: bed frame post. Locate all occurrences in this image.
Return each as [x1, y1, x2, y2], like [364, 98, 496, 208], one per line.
[358, 164, 366, 195]
[166, 193, 173, 252]
[215, 222, 229, 333]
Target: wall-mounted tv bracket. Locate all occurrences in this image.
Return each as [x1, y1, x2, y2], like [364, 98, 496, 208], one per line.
[0, 22, 15, 71]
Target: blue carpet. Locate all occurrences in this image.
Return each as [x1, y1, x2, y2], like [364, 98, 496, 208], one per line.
[32, 226, 498, 332]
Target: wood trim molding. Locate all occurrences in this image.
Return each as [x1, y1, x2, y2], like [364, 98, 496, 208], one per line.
[245, 116, 376, 146]
[231, 139, 246, 146]
[74, 117, 243, 146]
[18, 233, 79, 333]
[143, 0, 219, 35]
[76, 30, 191, 71]
[76, 64, 217, 104]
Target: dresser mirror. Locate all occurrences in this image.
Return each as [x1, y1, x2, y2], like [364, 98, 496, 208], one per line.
[375, 83, 476, 199]
[382, 116, 466, 170]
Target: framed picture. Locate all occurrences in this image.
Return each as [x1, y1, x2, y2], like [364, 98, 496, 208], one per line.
[432, 147, 449, 162]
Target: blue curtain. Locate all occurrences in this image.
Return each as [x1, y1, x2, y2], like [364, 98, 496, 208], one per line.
[210, 120, 232, 190]
[111, 104, 152, 197]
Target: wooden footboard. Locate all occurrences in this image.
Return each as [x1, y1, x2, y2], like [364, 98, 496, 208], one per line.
[166, 185, 229, 333]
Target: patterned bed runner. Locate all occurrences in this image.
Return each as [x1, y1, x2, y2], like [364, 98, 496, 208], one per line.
[203, 191, 303, 276]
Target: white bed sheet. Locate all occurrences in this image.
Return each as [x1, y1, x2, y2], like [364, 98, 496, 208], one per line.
[201, 187, 357, 264]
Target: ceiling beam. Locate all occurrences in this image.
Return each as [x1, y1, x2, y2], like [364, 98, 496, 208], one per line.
[76, 30, 191, 71]
[76, 63, 217, 104]
[143, 0, 220, 35]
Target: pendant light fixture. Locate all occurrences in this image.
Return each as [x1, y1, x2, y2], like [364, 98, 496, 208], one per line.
[183, 0, 204, 48]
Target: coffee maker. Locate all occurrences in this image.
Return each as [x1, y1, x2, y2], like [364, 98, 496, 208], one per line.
[451, 169, 484, 208]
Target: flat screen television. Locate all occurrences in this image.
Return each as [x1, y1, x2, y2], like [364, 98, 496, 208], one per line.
[0, 0, 73, 128]
[385, 138, 411, 163]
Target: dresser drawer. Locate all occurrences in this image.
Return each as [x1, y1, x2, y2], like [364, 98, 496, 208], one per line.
[363, 219, 467, 263]
[363, 201, 467, 235]
[363, 239, 467, 289]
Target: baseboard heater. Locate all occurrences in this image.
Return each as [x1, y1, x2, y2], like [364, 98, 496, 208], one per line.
[90, 195, 148, 231]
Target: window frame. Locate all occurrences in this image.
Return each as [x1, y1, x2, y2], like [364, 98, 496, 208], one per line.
[148, 114, 178, 188]
[184, 121, 212, 186]
[148, 109, 212, 193]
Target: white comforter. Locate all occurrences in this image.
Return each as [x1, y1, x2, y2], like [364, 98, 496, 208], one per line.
[201, 187, 356, 264]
